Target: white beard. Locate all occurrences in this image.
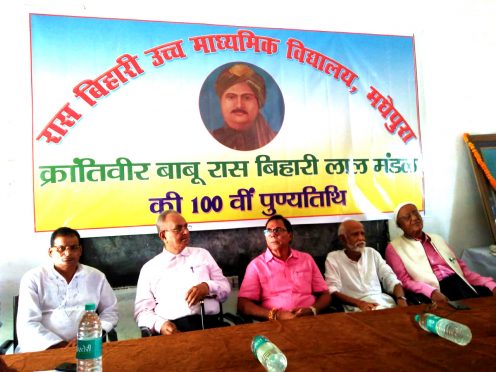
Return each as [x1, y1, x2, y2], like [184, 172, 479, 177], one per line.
[348, 241, 366, 253]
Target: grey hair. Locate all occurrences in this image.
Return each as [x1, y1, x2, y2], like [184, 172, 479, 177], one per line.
[155, 210, 179, 233]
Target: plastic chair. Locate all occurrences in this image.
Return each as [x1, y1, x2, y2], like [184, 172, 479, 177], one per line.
[0, 339, 14, 355]
[0, 296, 18, 354]
[103, 328, 118, 342]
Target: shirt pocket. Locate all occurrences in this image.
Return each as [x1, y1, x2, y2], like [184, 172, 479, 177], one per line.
[259, 273, 275, 298]
[291, 269, 312, 293]
[190, 263, 210, 284]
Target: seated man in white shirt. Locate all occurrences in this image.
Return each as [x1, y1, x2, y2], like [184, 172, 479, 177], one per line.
[134, 210, 231, 335]
[325, 220, 407, 312]
[17, 227, 118, 352]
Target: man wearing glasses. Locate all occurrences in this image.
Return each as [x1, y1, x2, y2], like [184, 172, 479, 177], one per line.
[17, 227, 118, 352]
[386, 202, 496, 303]
[134, 210, 231, 334]
[237, 215, 330, 320]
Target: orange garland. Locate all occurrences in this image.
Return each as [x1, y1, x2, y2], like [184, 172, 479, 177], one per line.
[463, 133, 496, 190]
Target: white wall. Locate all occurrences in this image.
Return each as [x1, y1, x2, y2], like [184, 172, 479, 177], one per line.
[1, 0, 495, 342]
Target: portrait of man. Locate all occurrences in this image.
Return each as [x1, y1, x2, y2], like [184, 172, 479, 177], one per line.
[200, 62, 284, 151]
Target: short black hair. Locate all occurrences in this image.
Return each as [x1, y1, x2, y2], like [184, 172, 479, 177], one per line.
[50, 227, 81, 247]
[265, 214, 293, 233]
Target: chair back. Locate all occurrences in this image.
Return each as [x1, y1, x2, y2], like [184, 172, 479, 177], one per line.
[0, 296, 18, 354]
[13, 295, 18, 351]
[199, 298, 230, 329]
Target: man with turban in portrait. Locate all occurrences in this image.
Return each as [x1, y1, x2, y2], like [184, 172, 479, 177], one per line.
[212, 63, 276, 151]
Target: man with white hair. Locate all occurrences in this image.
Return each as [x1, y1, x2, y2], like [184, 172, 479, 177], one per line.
[386, 202, 496, 303]
[134, 210, 231, 334]
[325, 219, 407, 312]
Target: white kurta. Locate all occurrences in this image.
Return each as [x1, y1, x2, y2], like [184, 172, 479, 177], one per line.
[325, 247, 401, 311]
[17, 263, 118, 352]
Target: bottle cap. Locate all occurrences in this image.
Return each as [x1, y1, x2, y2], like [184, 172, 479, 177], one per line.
[251, 335, 269, 354]
[85, 303, 96, 311]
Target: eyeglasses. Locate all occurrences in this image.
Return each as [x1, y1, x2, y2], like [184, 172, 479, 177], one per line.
[263, 228, 287, 236]
[163, 224, 191, 234]
[397, 210, 421, 223]
[52, 245, 80, 253]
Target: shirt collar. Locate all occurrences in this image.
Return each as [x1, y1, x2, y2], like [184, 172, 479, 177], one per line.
[420, 233, 431, 243]
[263, 247, 297, 262]
[161, 246, 191, 261]
[404, 232, 429, 243]
[49, 263, 83, 281]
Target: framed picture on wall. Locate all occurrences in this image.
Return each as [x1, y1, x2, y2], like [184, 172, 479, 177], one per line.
[464, 133, 496, 244]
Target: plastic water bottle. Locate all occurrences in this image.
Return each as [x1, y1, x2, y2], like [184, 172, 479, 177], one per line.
[414, 313, 472, 346]
[251, 335, 287, 372]
[77, 303, 103, 372]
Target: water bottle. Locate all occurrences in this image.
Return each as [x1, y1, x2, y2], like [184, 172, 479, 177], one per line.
[77, 303, 103, 372]
[251, 335, 287, 372]
[414, 313, 472, 346]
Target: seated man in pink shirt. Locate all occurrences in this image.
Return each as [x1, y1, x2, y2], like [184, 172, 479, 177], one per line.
[237, 215, 330, 320]
[386, 202, 496, 303]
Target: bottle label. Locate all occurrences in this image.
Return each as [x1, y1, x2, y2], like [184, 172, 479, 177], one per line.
[424, 314, 441, 334]
[77, 338, 102, 359]
[255, 342, 275, 364]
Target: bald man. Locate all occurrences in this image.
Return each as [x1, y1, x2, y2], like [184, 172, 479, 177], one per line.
[386, 202, 496, 303]
[325, 220, 407, 312]
[211, 63, 276, 151]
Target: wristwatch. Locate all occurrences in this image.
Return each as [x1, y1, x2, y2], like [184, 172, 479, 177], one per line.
[310, 306, 317, 316]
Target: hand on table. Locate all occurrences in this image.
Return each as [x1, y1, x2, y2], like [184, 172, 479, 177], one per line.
[66, 337, 77, 347]
[160, 320, 180, 335]
[431, 290, 448, 303]
[293, 307, 314, 317]
[396, 298, 408, 307]
[276, 309, 297, 320]
[357, 300, 379, 312]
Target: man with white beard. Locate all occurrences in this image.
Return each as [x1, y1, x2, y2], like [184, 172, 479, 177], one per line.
[324, 220, 407, 312]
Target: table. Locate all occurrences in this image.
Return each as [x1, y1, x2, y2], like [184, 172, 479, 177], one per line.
[2, 296, 495, 371]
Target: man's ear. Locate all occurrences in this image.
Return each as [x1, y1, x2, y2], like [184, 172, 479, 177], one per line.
[48, 247, 53, 257]
[158, 230, 166, 240]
